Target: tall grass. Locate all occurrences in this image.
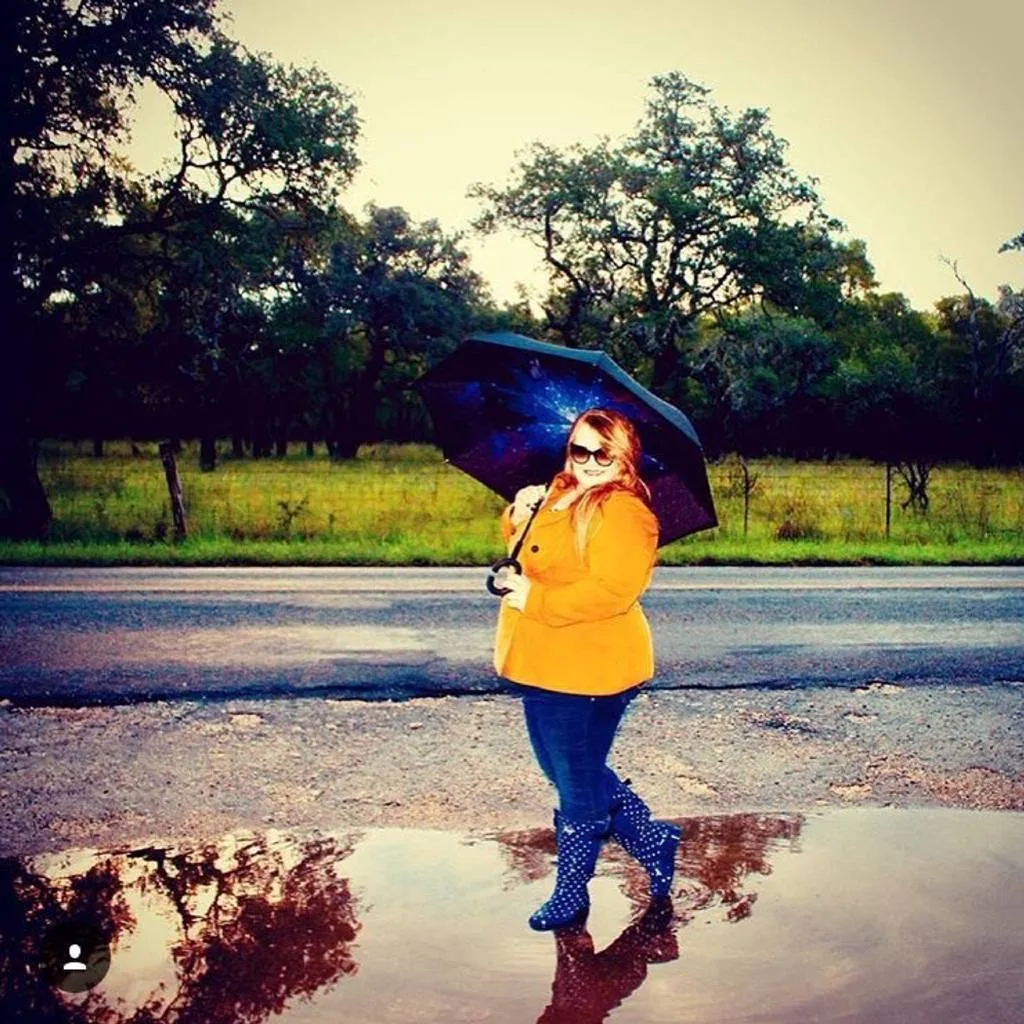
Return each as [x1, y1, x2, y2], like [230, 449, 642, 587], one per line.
[2, 440, 1021, 565]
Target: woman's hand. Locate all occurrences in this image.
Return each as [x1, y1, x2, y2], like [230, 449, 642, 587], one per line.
[510, 484, 547, 526]
[501, 570, 532, 611]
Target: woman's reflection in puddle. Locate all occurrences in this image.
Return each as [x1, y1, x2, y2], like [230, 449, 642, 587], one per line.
[494, 812, 805, 1024]
[537, 897, 679, 1023]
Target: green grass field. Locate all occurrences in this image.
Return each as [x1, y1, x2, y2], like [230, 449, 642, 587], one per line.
[1, 441, 1022, 565]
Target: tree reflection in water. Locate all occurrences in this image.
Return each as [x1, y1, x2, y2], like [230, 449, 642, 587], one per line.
[0, 832, 361, 1024]
[492, 812, 804, 1024]
[676, 813, 804, 923]
[1, 854, 134, 1022]
[494, 811, 803, 920]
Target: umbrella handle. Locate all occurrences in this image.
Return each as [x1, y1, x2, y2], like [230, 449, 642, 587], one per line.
[487, 556, 522, 597]
[488, 487, 546, 597]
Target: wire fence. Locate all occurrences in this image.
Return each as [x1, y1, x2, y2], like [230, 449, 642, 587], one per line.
[706, 457, 1024, 545]
[36, 442, 1024, 546]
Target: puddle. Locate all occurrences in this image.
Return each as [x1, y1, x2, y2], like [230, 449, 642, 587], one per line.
[2, 809, 1022, 1022]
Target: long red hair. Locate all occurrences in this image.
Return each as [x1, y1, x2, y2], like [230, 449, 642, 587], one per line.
[551, 408, 654, 559]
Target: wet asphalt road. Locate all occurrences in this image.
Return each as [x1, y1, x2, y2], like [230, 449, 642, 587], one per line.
[1, 566, 1022, 706]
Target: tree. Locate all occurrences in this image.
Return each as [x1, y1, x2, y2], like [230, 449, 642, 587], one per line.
[40, 229, 164, 452]
[996, 284, 1024, 375]
[1, 0, 360, 538]
[1000, 230, 1024, 255]
[696, 309, 839, 457]
[997, 229, 1024, 375]
[936, 257, 1024, 464]
[828, 292, 950, 464]
[471, 72, 858, 403]
[277, 205, 485, 459]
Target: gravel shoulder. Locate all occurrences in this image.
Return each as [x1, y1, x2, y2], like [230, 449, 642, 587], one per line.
[2, 683, 1023, 858]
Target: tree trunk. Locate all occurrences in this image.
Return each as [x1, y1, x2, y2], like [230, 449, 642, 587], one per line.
[231, 434, 245, 458]
[0, 431, 52, 540]
[337, 353, 385, 461]
[275, 436, 288, 457]
[93, 438, 104, 457]
[331, 433, 360, 460]
[0, 77, 50, 539]
[650, 321, 694, 395]
[894, 459, 932, 514]
[199, 434, 217, 472]
[650, 338, 679, 394]
[324, 401, 353, 461]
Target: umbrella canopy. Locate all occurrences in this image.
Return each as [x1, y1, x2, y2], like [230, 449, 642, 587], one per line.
[417, 332, 717, 545]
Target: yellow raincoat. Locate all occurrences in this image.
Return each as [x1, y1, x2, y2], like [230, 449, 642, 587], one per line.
[493, 480, 659, 695]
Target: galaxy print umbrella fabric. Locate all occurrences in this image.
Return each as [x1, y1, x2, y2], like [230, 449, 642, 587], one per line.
[417, 332, 717, 545]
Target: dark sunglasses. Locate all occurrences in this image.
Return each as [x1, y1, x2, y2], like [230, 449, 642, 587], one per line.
[568, 442, 614, 467]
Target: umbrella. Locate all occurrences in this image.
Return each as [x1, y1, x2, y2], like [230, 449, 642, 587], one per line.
[416, 331, 717, 592]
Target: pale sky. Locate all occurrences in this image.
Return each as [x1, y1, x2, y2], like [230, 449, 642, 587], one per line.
[135, 0, 1024, 312]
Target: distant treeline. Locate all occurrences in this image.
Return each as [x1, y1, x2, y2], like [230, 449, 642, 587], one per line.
[3, 3, 1022, 540]
[45, 281, 1024, 470]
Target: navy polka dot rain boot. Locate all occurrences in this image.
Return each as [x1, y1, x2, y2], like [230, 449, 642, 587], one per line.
[609, 779, 682, 899]
[529, 811, 609, 932]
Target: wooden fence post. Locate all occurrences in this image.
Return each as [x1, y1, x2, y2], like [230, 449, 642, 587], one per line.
[885, 462, 892, 539]
[742, 458, 751, 538]
[159, 441, 188, 542]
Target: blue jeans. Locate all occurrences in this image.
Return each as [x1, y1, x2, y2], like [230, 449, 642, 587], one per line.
[508, 683, 639, 820]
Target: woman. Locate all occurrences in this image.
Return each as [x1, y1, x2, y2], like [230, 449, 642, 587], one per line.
[495, 407, 682, 931]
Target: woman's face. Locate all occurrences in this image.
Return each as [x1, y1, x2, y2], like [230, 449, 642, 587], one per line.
[567, 421, 621, 490]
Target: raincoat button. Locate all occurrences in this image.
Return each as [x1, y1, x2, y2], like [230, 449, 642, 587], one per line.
[531, 545, 539, 552]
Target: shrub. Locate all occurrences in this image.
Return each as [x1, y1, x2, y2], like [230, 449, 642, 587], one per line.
[774, 494, 824, 541]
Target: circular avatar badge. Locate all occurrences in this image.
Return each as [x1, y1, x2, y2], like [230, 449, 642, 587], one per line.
[41, 921, 112, 993]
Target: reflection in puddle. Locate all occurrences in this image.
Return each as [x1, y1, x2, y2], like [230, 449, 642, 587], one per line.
[537, 899, 679, 1024]
[491, 811, 803, 925]
[3, 810, 1024, 1022]
[1, 831, 361, 1023]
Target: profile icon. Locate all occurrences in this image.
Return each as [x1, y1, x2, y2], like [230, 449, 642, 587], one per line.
[63, 943, 88, 971]
[41, 922, 112, 993]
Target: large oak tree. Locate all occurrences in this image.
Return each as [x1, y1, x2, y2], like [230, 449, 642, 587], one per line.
[471, 73, 866, 401]
[1, 0, 360, 538]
